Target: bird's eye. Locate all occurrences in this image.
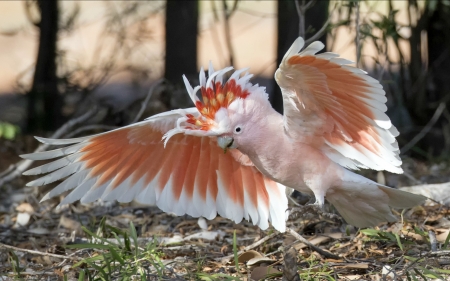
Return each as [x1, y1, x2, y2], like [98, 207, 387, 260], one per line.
[234, 126, 242, 134]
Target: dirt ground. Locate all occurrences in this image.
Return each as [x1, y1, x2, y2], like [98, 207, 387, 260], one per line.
[0, 136, 449, 280]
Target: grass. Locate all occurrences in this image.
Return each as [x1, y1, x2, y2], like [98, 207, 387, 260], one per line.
[3, 212, 450, 280]
[67, 219, 168, 280]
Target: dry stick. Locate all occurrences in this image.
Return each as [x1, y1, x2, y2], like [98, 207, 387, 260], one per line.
[222, 0, 238, 67]
[218, 232, 279, 263]
[285, 227, 340, 259]
[0, 106, 97, 187]
[305, 17, 331, 46]
[295, 0, 316, 39]
[400, 102, 446, 154]
[64, 125, 118, 139]
[131, 79, 164, 124]
[355, 0, 361, 68]
[0, 243, 82, 261]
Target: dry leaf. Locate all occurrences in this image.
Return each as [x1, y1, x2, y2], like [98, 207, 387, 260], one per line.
[16, 202, 34, 214]
[250, 266, 280, 281]
[436, 228, 450, 242]
[335, 263, 369, 269]
[294, 235, 330, 250]
[247, 256, 275, 266]
[238, 250, 264, 263]
[59, 215, 81, 232]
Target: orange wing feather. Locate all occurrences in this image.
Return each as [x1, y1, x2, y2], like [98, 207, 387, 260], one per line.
[21, 113, 287, 231]
[276, 38, 402, 174]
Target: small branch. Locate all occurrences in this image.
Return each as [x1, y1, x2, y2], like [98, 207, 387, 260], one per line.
[305, 17, 332, 45]
[218, 232, 279, 263]
[355, 0, 361, 67]
[222, 0, 238, 66]
[295, 0, 305, 39]
[64, 125, 118, 139]
[295, 0, 316, 39]
[285, 227, 340, 259]
[0, 106, 97, 186]
[132, 79, 164, 124]
[400, 102, 446, 154]
[0, 243, 82, 261]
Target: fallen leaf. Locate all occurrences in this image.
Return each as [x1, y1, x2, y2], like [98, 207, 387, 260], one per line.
[16, 202, 34, 214]
[59, 215, 81, 232]
[247, 256, 275, 266]
[250, 266, 280, 281]
[294, 235, 330, 250]
[335, 263, 369, 269]
[238, 250, 264, 263]
[436, 228, 450, 242]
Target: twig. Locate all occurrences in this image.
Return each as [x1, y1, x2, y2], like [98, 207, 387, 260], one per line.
[400, 102, 446, 154]
[0, 106, 97, 186]
[305, 17, 331, 45]
[218, 232, 279, 263]
[285, 227, 340, 259]
[355, 0, 361, 67]
[295, 0, 316, 39]
[0, 243, 82, 261]
[64, 124, 118, 139]
[222, 0, 238, 66]
[132, 79, 164, 124]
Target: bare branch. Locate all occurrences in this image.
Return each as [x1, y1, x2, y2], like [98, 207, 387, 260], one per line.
[0, 242, 82, 261]
[305, 17, 331, 45]
[401, 102, 446, 154]
[285, 227, 340, 259]
[222, 0, 237, 66]
[295, 0, 317, 38]
[355, 0, 361, 67]
[64, 124, 118, 139]
[0, 106, 97, 186]
[132, 79, 164, 124]
[217, 232, 279, 263]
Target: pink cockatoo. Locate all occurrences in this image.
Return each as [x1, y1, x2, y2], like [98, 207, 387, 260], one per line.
[22, 37, 425, 232]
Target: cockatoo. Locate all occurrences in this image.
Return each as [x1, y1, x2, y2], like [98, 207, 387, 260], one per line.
[22, 37, 425, 232]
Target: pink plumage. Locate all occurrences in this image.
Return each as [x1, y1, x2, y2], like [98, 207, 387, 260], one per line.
[22, 37, 425, 231]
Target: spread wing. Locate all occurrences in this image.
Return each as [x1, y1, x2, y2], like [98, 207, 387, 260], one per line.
[275, 37, 402, 174]
[21, 108, 288, 231]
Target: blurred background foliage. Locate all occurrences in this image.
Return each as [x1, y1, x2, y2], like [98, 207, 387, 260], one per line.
[0, 0, 449, 161]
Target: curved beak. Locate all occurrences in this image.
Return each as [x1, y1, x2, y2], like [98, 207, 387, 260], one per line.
[217, 136, 234, 153]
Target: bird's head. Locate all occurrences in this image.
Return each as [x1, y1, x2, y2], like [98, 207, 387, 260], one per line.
[163, 63, 271, 152]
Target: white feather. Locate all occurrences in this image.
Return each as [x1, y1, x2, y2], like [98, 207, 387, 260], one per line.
[21, 142, 85, 160]
[26, 162, 84, 186]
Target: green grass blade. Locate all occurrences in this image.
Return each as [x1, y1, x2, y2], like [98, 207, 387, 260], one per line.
[443, 230, 450, 249]
[77, 270, 85, 281]
[129, 221, 139, 255]
[394, 233, 404, 251]
[233, 230, 239, 272]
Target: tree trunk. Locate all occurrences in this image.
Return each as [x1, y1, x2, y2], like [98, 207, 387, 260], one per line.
[271, 0, 329, 113]
[164, 1, 198, 85]
[27, 0, 62, 133]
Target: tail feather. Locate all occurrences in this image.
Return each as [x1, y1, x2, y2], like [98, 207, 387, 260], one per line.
[327, 177, 426, 228]
[378, 186, 425, 209]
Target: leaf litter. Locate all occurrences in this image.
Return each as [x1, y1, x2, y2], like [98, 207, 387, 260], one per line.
[0, 143, 450, 280]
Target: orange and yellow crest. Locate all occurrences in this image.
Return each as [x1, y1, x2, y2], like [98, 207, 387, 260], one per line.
[183, 66, 252, 131]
